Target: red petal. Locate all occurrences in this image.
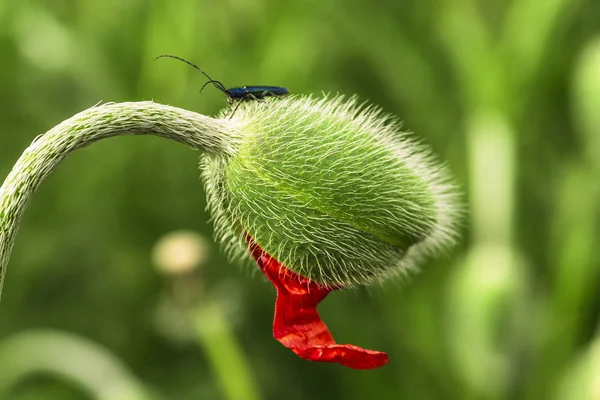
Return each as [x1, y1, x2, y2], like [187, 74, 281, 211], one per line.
[246, 235, 389, 370]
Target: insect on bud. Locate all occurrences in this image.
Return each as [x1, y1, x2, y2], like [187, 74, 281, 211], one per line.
[201, 95, 461, 369]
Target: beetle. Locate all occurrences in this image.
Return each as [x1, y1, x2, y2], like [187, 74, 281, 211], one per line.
[154, 55, 290, 112]
[218, 85, 290, 103]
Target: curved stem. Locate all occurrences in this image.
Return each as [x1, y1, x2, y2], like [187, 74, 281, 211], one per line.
[0, 101, 235, 299]
[0, 330, 156, 400]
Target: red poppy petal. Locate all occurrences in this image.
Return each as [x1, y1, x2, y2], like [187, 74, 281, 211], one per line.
[293, 345, 389, 370]
[246, 235, 389, 370]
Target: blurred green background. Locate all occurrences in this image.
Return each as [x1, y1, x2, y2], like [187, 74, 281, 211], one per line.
[1, 0, 600, 399]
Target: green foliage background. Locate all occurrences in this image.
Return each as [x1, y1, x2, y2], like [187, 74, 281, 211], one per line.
[1, 0, 599, 399]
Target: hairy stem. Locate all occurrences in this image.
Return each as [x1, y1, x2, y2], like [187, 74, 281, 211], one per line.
[0, 101, 235, 299]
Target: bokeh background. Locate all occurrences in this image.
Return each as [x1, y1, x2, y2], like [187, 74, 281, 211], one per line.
[1, 0, 600, 399]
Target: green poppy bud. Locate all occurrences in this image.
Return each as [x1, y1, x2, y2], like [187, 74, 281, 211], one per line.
[0, 95, 460, 368]
[203, 95, 460, 287]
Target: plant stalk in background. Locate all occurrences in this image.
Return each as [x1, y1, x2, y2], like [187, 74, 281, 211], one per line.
[0, 330, 155, 400]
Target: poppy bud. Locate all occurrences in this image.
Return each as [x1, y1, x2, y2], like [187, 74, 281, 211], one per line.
[203, 95, 460, 288]
[201, 95, 460, 369]
[0, 95, 460, 370]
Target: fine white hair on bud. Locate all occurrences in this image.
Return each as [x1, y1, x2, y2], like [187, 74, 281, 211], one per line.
[202, 95, 461, 287]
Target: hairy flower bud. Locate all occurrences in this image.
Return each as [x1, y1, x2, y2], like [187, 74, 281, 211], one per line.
[203, 95, 460, 287]
[0, 95, 461, 370]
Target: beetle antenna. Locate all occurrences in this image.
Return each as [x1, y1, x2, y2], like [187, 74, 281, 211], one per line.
[153, 54, 228, 94]
[200, 80, 229, 96]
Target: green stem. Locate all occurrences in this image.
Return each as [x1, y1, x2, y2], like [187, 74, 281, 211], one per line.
[502, 0, 583, 89]
[467, 111, 515, 245]
[0, 101, 235, 299]
[0, 330, 155, 400]
[190, 302, 262, 400]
